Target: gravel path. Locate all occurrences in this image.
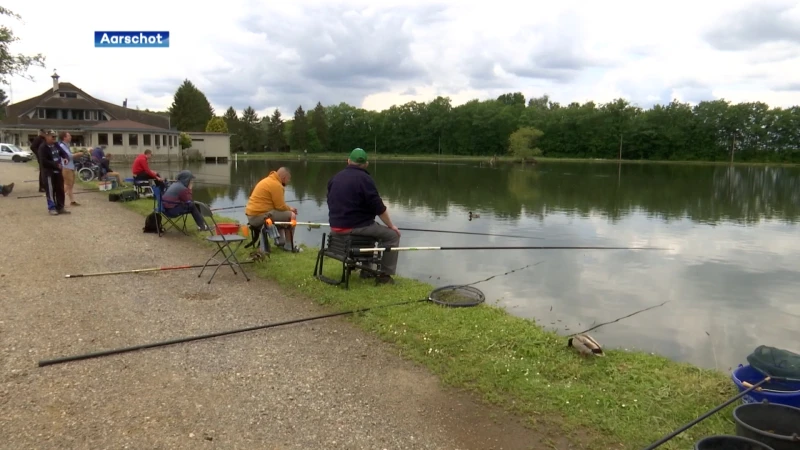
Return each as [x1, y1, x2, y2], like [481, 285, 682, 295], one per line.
[0, 162, 552, 450]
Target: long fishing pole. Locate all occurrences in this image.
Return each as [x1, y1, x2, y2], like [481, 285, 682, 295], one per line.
[37, 299, 424, 367]
[640, 375, 772, 450]
[211, 199, 303, 212]
[41, 261, 540, 367]
[266, 220, 544, 240]
[64, 261, 254, 278]
[17, 191, 94, 199]
[351, 245, 669, 252]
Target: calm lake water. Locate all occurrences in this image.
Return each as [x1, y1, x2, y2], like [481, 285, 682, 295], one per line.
[127, 158, 800, 372]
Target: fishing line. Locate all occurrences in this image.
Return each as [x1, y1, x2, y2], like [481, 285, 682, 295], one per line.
[459, 261, 545, 288]
[568, 301, 670, 337]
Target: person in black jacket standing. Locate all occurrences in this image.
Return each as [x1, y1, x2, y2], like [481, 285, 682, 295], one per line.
[38, 130, 70, 215]
[30, 129, 46, 192]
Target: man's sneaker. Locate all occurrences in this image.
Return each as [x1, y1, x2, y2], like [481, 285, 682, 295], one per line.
[375, 275, 395, 285]
[57, 209, 71, 214]
[48, 210, 58, 216]
[70, 201, 79, 206]
[1, 183, 14, 196]
[282, 245, 303, 253]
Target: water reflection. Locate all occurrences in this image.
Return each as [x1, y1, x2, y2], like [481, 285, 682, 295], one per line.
[126, 159, 800, 371]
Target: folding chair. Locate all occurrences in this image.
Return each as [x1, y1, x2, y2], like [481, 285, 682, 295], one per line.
[194, 201, 250, 284]
[151, 184, 191, 237]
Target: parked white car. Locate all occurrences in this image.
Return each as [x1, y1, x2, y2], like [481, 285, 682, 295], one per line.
[0, 143, 34, 163]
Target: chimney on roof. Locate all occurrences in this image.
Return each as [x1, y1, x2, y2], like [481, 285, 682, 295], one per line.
[51, 70, 59, 92]
[123, 98, 128, 108]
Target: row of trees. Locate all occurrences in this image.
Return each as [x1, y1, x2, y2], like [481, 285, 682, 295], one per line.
[161, 85, 800, 164]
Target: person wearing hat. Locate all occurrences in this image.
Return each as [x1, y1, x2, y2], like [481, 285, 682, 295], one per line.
[326, 148, 400, 285]
[161, 170, 208, 230]
[37, 129, 70, 215]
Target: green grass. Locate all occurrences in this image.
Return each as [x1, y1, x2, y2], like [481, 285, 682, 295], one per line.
[233, 151, 800, 167]
[81, 180, 740, 449]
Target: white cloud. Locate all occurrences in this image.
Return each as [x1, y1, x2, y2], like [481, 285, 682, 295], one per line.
[2, 0, 800, 117]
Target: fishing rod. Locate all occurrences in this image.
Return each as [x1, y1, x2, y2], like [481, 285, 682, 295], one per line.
[641, 375, 773, 449]
[350, 245, 669, 252]
[39, 261, 539, 367]
[64, 261, 255, 278]
[17, 190, 94, 199]
[265, 220, 545, 240]
[210, 199, 303, 212]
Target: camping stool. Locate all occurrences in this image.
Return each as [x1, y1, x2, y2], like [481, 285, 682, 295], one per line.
[313, 232, 382, 289]
[133, 179, 154, 198]
[194, 201, 250, 284]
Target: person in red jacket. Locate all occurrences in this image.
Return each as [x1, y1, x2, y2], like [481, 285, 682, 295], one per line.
[131, 149, 165, 189]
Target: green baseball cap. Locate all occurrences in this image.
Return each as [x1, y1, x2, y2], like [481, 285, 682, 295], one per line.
[349, 148, 368, 163]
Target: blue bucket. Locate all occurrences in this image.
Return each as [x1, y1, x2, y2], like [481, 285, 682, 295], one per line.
[732, 365, 800, 408]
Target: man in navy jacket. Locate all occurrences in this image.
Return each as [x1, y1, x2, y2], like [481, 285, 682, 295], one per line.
[327, 148, 400, 284]
[38, 130, 70, 215]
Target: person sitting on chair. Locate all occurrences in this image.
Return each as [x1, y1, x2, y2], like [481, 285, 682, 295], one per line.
[245, 167, 300, 252]
[327, 148, 400, 285]
[99, 153, 127, 188]
[132, 149, 165, 189]
[90, 145, 105, 164]
[162, 170, 208, 231]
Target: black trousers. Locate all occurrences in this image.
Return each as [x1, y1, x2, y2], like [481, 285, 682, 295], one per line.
[35, 151, 46, 192]
[44, 172, 66, 211]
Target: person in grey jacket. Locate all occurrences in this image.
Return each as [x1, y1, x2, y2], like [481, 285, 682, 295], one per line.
[162, 170, 208, 231]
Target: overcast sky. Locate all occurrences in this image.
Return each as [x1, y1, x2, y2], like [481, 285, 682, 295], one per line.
[2, 0, 799, 119]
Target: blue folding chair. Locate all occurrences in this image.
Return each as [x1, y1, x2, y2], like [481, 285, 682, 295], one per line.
[151, 184, 191, 237]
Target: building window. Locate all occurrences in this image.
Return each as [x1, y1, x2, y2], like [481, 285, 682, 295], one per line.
[98, 133, 108, 146]
[112, 133, 123, 145]
[72, 110, 85, 120]
[59, 92, 78, 98]
[155, 135, 161, 147]
[38, 109, 45, 119]
[143, 134, 151, 145]
[45, 109, 57, 119]
[129, 134, 138, 146]
[168, 135, 173, 146]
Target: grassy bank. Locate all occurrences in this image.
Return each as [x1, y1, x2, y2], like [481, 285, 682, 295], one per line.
[232, 151, 800, 167]
[77, 177, 738, 449]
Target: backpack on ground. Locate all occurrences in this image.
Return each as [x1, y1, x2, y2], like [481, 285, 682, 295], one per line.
[143, 212, 163, 233]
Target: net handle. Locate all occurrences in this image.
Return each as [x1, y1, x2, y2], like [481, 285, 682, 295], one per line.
[427, 285, 486, 308]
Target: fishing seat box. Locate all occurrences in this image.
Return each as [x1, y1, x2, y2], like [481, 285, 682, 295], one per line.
[108, 190, 139, 202]
[313, 232, 383, 289]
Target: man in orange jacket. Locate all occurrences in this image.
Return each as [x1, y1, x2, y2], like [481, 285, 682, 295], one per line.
[245, 167, 300, 252]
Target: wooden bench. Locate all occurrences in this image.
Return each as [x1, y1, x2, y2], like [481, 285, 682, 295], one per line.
[313, 232, 383, 289]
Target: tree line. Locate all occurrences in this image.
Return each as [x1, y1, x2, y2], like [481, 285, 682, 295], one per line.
[164, 81, 800, 163]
